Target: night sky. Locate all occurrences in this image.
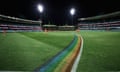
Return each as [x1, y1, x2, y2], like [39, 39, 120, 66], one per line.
[0, 0, 120, 25]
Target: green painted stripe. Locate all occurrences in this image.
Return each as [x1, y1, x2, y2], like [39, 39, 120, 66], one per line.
[39, 35, 80, 72]
[45, 37, 78, 72]
[54, 37, 80, 72]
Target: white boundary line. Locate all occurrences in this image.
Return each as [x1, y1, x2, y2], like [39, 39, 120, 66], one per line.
[71, 35, 84, 72]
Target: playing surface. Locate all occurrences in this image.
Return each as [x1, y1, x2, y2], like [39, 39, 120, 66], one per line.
[77, 31, 120, 72]
[0, 31, 120, 71]
[0, 31, 74, 71]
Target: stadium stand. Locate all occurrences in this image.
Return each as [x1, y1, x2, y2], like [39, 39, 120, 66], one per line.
[43, 25, 57, 31]
[0, 14, 42, 32]
[78, 11, 120, 30]
[78, 21, 120, 30]
[42, 25, 75, 31]
[58, 26, 75, 31]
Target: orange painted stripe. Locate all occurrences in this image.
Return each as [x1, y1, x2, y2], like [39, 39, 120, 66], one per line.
[54, 36, 81, 72]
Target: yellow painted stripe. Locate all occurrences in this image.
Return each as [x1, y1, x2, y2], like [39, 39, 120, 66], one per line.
[54, 36, 81, 72]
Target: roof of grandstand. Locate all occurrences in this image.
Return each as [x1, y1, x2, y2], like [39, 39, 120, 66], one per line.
[58, 25, 75, 27]
[0, 14, 41, 24]
[78, 11, 120, 21]
[43, 25, 57, 27]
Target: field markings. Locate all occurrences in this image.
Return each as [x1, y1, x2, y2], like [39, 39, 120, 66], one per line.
[54, 36, 81, 72]
[71, 35, 84, 72]
[37, 36, 77, 72]
[35, 35, 81, 72]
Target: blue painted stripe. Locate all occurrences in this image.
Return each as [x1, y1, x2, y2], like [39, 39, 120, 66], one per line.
[37, 35, 78, 72]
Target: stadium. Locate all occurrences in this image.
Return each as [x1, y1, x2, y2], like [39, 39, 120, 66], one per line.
[0, 11, 120, 72]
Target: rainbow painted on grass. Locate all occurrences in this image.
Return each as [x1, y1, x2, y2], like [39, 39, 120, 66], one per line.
[36, 35, 81, 72]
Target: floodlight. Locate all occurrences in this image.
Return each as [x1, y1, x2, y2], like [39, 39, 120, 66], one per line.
[70, 8, 75, 15]
[38, 4, 43, 13]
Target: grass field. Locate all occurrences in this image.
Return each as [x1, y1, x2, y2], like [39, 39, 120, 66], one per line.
[77, 31, 120, 72]
[0, 31, 120, 72]
[0, 31, 74, 71]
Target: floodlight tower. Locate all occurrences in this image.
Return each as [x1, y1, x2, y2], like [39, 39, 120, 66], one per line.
[70, 8, 76, 25]
[37, 4, 44, 25]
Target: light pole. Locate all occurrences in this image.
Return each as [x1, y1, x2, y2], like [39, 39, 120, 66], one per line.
[70, 8, 76, 25]
[37, 4, 44, 26]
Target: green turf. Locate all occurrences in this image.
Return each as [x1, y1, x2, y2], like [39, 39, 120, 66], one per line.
[0, 32, 74, 71]
[77, 31, 120, 72]
[1, 31, 119, 71]
[20, 31, 74, 49]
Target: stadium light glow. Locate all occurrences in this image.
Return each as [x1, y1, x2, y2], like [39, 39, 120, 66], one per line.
[70, 8, 75, 16]
[38, 4, 44, 13]
[70, 8, 76, 25]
